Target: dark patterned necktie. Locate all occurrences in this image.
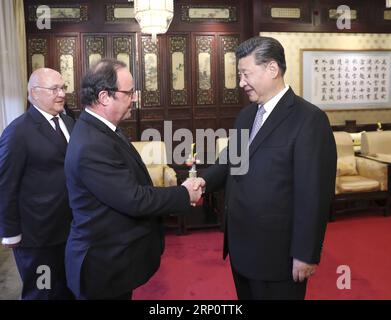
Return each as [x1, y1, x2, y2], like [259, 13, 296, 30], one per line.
[52, 116, 68, 145]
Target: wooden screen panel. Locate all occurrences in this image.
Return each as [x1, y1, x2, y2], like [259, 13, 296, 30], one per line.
[141, 36, 161, 107]
[83, 35, 107, 73]
[195, 35, 215, 105]
[112, 35, 135, 74]
[219, 35, 240, 105]
[168, 35, 189, 106]
[54, 36, 79, 108]
[27, 37, 49, 76]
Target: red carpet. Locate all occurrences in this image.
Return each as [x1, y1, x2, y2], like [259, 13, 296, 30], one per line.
[133, 215, 391, 300]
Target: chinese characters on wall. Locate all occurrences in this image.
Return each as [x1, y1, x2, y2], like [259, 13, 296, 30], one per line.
[311, 55, 390, 106]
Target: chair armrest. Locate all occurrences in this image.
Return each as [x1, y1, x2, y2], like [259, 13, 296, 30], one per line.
[163, 166, 178, 187]
[356, 157, 388, 191]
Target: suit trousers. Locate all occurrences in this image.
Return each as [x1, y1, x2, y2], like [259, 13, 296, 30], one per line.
[231, 263, 307, 300]
[13, 243, 74, 300]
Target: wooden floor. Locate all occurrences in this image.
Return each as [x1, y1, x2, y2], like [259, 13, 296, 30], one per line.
[0, 246, 21, 300]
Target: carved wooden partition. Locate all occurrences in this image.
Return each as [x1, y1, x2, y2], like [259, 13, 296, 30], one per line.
[25, 0, 250, 144]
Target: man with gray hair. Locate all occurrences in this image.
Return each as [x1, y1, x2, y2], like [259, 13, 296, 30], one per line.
[0, 68, 75, 299]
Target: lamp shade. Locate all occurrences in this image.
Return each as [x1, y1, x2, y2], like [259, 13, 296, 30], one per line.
[134, 0, 174, 42]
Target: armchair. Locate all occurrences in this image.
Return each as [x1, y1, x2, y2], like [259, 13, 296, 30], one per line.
[331, 131, 390, 220]
[131, 141, 177, 187]
[361, 130, 391, 161]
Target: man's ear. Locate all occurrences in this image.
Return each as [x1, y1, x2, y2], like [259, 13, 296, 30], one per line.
[268, 61, 280, 78]
[98, 90, 110, 106]
[30, 88, 38, 101]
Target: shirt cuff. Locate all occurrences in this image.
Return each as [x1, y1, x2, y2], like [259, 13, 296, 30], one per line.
[2, 235, 22, 245]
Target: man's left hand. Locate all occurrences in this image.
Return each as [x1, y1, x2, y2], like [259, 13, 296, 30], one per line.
[292, 258, 317, 282]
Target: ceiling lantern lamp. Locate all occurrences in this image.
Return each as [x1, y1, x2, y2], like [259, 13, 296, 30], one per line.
[134, 0, 174, 42]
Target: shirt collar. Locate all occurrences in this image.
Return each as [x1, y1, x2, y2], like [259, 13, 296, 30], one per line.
[85, 107, 117, 132]
[32, 104, 60, 121]
[260, 85, 290, 113]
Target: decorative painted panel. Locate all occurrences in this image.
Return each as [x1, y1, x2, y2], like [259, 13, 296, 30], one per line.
[169, 36, 188, 106]
[84, 35, 106, 71]
[56, 37, 77, 107]
[196, 36, 214, 105]
[181, 5, 237, 22]
[141, 36, 160, 107]
[329, 8, 357, 20]
[106, 4, 135, 22]
[112, 36, 134, 72]
[28, 38, 48, 74]
[28, 5, 88, 22]
[220, 35, 240, 105]
[271, 8, 301, 19]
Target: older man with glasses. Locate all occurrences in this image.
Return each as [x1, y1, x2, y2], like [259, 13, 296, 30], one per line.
[0, 68, 75, 299]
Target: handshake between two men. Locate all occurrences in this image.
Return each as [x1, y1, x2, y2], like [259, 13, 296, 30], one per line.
[181, 177, 207, 206]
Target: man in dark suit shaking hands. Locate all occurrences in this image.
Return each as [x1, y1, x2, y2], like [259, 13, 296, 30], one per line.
[0, 68, 75, 299]
[192, 36, 337, 299]
[64, 59, 201, 300]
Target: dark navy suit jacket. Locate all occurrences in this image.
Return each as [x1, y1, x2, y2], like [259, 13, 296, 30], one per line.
[0, 104, 74, 247]
[64, 111, 191, 299]
[203, 88, 337, 281]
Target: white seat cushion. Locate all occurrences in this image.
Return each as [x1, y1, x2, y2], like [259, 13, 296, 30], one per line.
[336, 175, 380, 194]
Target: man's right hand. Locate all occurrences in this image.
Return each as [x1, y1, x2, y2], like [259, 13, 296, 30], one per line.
[192, 177, 206, 193]
[182, 178, 203, 206]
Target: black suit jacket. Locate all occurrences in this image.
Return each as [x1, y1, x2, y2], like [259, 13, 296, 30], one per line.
[64, 111, 191, 299]
[203, 88, 337, 281]
[0, 104, 74, 247]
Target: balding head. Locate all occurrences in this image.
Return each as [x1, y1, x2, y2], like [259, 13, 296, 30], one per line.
[28, 68, 67, 116]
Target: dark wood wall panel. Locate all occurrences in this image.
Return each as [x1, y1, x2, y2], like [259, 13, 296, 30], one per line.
[193, 119, 218, 130]
[27, 36, 50, 75]
[253, 0, 391, 33]
[140, 109, 165, 121]
[24, 0, 248, 145]
[167, 108, 192, 119]
[26, 0, 391, 147]
[83, 34, 107, 73]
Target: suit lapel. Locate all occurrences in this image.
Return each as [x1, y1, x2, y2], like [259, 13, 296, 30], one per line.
[60, 112, 74, 134]
[80, 112, 152, 184]
[248, 88, 295, 159]
[28, 105, 67, 155]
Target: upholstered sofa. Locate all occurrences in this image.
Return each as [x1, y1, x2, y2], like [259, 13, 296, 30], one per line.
[361, 131, 391, 163]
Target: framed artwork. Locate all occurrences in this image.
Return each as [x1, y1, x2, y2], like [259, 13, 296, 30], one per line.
[106, 4, 135, 22]
[301, 49, 391, 110]
[181, 5, 237, 22]
[28, 5, 88, 22]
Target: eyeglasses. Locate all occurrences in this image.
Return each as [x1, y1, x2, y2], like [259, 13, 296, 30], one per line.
[108, 88, 136, 99]
[33, 85, 67, 95]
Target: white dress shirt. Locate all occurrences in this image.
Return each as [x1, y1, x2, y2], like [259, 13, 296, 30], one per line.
[258, 85, 290, 125]
[85, 107, 117, 132]
[33, 105, 70, 142]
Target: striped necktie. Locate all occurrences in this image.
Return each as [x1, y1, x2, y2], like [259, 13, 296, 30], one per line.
[249, 105, 266, 144]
